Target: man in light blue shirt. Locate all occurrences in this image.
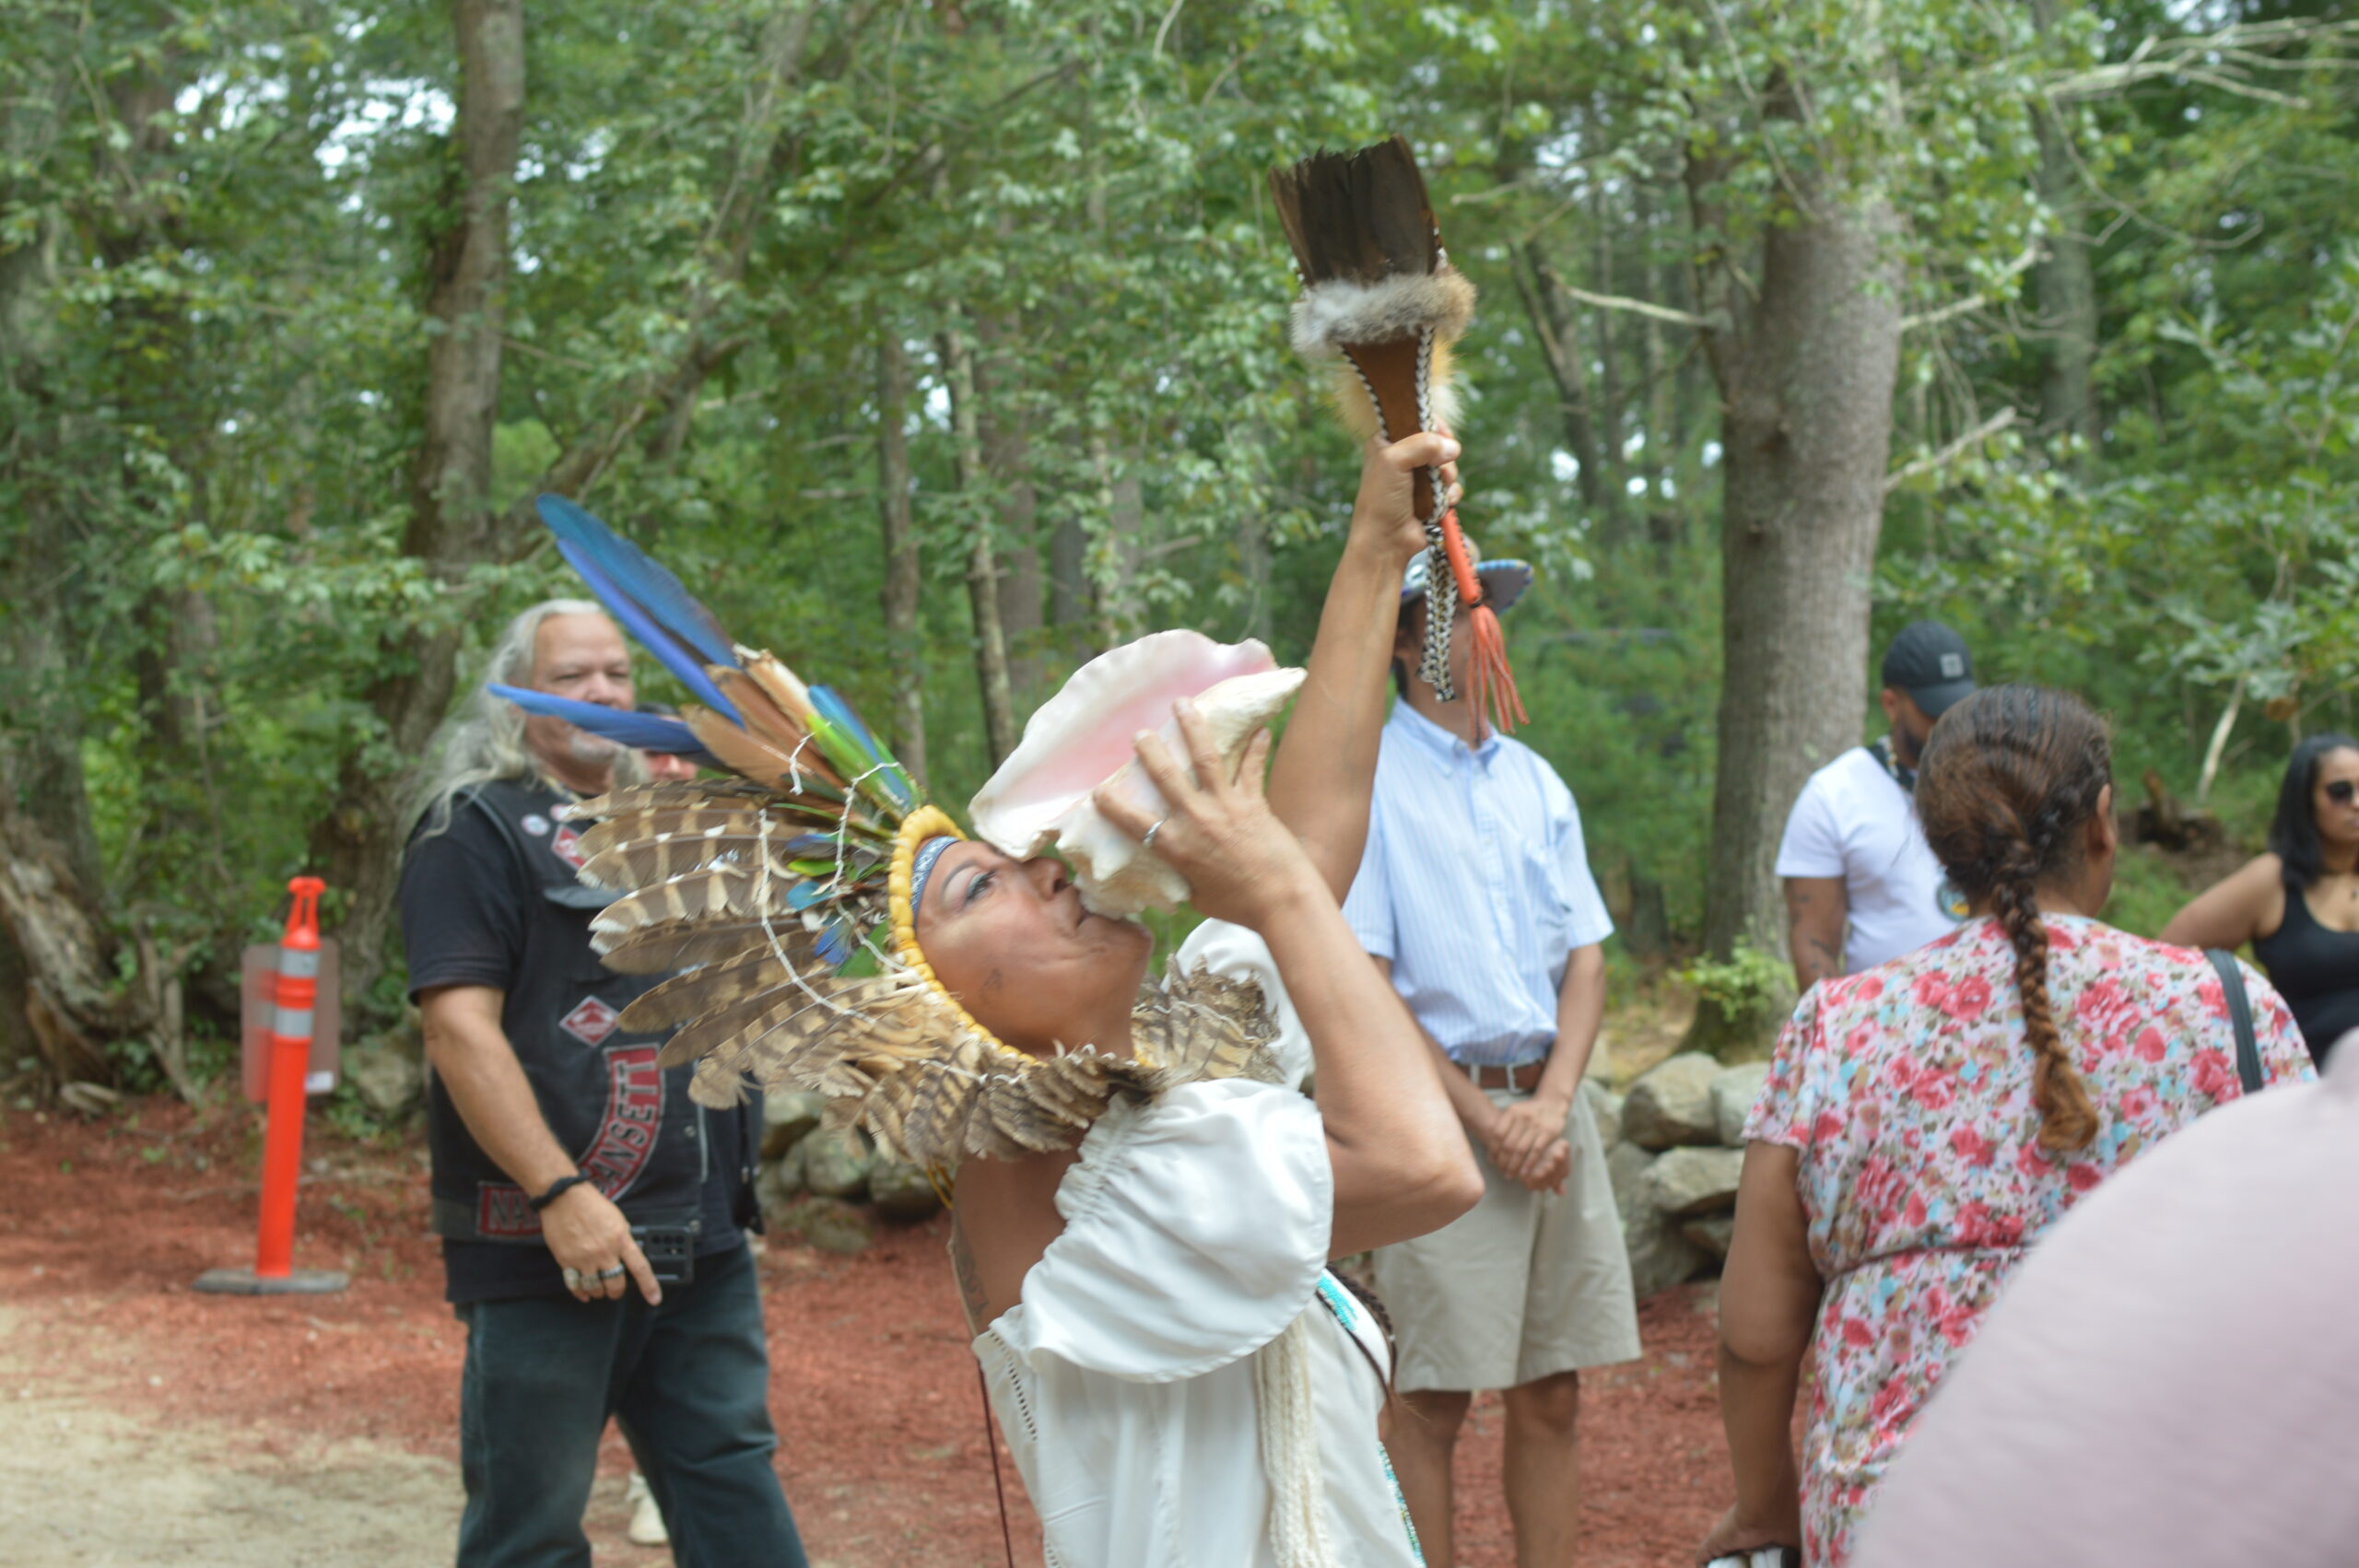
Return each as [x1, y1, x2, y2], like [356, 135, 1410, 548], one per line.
[1344, 544, 1639, 1568]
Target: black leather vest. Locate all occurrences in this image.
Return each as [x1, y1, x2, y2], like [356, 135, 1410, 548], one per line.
[424, 778, 759, 1245]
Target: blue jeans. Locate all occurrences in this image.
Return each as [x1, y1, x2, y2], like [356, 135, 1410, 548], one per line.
[454, 1244, 807, 1568]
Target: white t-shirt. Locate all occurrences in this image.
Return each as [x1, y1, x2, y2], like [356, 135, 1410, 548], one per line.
[1775, 743, 1966, 974]
[975, 1078, 1421, 1568]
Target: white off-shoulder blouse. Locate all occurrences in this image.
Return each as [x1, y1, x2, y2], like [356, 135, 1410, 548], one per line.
[972, 1076, 1422, 1568]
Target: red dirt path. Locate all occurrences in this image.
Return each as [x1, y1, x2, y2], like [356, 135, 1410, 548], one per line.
[0, 1099, 1731, 1565]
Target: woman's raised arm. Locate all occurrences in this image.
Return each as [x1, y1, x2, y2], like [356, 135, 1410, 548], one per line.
[1265, 431, 1459, 902]
[1099, 710, 1482, 1255]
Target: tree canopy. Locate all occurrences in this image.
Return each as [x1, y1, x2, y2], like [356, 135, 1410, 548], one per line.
[5, 0, 2354, 1099]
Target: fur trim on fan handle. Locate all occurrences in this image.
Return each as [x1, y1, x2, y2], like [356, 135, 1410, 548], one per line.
[1288, 267, 1476, 358]
[1323, 340, 1463, 444]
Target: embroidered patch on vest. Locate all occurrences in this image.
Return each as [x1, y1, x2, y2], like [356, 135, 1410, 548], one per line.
[559, 996, 619, 1047]
[521, 813, 551, 837]
[474, 1046, 666, 1236]
[550, 825, 587, 870]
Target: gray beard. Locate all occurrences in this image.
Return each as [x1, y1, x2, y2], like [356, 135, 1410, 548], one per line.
[565, 731, 623, 766]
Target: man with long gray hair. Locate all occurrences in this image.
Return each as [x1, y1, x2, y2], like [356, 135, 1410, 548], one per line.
[397, 599, 804, 1567]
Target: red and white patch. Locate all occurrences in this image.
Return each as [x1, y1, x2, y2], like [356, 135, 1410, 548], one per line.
[550, 825, 587, 871]
[558, 995, 619, 1047]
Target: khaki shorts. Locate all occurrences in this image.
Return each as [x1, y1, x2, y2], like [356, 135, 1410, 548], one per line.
[1369, 1082, 1641, 1393]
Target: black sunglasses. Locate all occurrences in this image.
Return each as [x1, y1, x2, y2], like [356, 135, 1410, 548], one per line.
[2328, 779, 2357, 805]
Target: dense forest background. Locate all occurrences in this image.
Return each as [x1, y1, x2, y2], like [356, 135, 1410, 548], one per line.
[5, 0, 2355, 1106]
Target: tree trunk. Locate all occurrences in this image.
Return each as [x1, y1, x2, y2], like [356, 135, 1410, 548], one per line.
[939, 322, 1020, 766]
[996, 543, 1044, 703]
[0, 783, 135, 1090]
[0, 474, 142, 1089]
[875, 329, 928, 788]
[1634, 180, 1671, 501]
[973, 310, 1044, 707]
[0, 53, 161, 1089]
[1054, 82, 1108, 658]
[305, 0, 524, 1011]
[2030, 0, 2098, 454]
[1688, 180, 1903, 1056]
[1090, 433, 1145, 649]
[1514, 243, 1609, 514]
[1238, 509, 1273, 644]
[1050, 514, 1092, 640]
[1590, 181, 1631, 538]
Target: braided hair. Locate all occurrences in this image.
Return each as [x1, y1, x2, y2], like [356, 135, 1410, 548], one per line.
[1916, 685, 2112, 1153]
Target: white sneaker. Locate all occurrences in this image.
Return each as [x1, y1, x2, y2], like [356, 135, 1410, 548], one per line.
[626, 1471, 670, 1547]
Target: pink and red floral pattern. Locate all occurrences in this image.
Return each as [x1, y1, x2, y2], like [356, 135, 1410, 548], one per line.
[1744, 914, 2312, 1564]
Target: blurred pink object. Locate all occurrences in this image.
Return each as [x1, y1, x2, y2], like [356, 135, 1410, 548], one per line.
[969, 630, 1302, 916]
[1853, 1031, 2359, 1567]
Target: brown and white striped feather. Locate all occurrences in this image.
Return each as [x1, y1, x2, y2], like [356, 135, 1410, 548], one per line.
[620, 943, 831, 1034]
[567, 778, 775, 825]
[657, 970, 906, 1076]
[592, 865, 772, 942]
[576, 804, 863, 878]
[599, 916, 799, 974]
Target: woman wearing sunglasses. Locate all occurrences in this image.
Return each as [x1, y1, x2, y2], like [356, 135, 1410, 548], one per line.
[2164, 733, 2359, 1066]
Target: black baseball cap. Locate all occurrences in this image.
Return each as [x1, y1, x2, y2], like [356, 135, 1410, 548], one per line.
[1882, 621, 1976, 718]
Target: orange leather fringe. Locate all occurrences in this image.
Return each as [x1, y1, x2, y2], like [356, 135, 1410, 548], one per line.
[1438, 509, 1527, 737]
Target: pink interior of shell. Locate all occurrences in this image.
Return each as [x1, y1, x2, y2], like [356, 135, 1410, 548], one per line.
[977, 636, 1278, 824]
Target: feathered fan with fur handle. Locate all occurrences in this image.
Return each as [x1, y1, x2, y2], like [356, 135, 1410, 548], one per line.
[490, 497, 1279, 1173]
[1269, 134, 1527, 735]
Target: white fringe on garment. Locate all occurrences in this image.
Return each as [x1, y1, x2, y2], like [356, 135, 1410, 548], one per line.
[1255, 1308, 1341, 1568]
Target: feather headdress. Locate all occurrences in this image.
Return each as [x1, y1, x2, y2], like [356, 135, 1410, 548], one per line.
[493, 497, 1286, 1170]
[1269, 134, 1527, 735]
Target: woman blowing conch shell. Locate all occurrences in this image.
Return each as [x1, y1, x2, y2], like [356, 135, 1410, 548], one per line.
[499, 427, 1484, 1568]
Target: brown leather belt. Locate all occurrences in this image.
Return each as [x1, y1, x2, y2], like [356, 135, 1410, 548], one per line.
[1458, 1057, 1550, 1094]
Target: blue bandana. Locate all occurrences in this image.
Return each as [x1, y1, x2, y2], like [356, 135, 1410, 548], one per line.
[907, 835, 959, 919]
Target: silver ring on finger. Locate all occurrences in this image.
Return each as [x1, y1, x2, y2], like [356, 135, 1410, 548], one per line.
[561, 1267, 583, 1292]
[597, 1265, 626, 1281]
[1142, 818, 1168, 853]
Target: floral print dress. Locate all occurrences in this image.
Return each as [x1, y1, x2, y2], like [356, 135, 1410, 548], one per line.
[1744, 914, 2313, 1564]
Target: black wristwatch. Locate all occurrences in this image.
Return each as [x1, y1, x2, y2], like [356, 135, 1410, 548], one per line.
[530, 1173, 593, 1211]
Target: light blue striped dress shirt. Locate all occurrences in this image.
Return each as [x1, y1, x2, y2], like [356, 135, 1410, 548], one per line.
[1342, 701, 1614, 1068]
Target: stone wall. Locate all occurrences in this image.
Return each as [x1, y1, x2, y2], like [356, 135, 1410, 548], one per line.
[754, 1089, 943, 1254]
[751, 1056, 1770, 1289]
[1590, 1054, 1768, 1298]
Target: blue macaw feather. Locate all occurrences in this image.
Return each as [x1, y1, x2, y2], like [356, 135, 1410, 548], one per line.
[765, 829, 883, 863]
[485, 684, 719, 766]
[814, 914, 853, 968]
[780, 832, 847, 856]
[787, 878, 840, 912]
[555, 543, 743, 727]
[537, 496, 737, 670]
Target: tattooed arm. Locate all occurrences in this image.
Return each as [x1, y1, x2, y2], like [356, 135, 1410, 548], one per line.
[948, 1211, 990, 1338]
[1784, 876, 1847, 995]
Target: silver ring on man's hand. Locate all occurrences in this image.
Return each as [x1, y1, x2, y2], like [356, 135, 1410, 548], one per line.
[1142, 818, 1167, 853]
[597, 1265, 626, 1281]
[561, 1268, 583, 1291]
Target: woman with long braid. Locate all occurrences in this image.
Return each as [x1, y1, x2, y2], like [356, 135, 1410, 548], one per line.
[1698, 685, 2314, 1567]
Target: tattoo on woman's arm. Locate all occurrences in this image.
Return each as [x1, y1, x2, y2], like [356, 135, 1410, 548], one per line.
[948, 1213, 988, 1336]
[1808, 937, 1841, 976]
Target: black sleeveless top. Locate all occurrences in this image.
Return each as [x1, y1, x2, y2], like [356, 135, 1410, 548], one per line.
[2252, 883, 2359, 1068]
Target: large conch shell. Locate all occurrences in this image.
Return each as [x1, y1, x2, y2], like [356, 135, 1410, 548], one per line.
[969, 630, 1306, 916]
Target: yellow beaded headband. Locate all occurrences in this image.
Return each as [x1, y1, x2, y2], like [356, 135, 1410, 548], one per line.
[888, 804, 1005, 1049]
